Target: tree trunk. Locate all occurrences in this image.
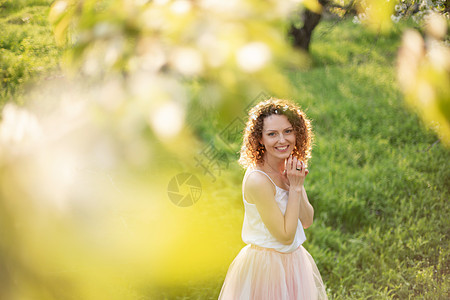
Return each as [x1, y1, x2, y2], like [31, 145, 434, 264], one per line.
[289, 9, 322, 52]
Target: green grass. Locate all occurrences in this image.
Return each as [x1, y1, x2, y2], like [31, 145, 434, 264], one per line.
[1, 3, 449, 299]
[0, 0, 61, 105]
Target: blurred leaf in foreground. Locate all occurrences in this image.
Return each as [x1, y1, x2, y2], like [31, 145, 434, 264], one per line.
[397, 12, 450, 147]
[2, 0, 312, 298]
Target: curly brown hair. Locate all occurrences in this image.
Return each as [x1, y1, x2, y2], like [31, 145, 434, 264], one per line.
[238, 98, 314, 169]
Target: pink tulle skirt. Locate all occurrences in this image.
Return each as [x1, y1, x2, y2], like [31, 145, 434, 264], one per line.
[219, 244, 328, 300]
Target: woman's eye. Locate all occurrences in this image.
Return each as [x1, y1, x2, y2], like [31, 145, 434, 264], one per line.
[268, 132, 275, 136]
[285, 129, 292, 133]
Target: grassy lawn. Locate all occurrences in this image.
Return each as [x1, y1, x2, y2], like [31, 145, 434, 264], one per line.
[1, 2, 448, 299]
[0, 0, 61, 105]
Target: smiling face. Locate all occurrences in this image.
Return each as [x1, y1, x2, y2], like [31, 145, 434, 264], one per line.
[239, 98, 313, 169]
[259, 114, 296, 162]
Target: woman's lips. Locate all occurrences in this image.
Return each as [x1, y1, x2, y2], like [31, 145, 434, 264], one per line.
[275, 145, 289, 152]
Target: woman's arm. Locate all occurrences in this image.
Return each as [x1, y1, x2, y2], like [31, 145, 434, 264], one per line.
[245, 175, 301, 245]
[244, 155, 306, 245]
[299, 187, 314, 229]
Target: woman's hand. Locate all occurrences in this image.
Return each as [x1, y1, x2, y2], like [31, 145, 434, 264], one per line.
[284, 155, 314, 228]
[284, 154, 307, 190]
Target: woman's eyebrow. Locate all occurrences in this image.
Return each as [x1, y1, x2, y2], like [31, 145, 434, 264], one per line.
[264, 126, 293, 132]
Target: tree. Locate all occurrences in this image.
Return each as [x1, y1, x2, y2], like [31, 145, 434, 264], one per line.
[289, 0, 356, 52]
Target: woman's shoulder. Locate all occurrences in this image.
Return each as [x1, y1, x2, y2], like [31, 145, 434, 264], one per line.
[244, 168, 276, 195]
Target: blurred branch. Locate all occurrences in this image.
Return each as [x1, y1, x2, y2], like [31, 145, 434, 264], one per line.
[420, 139, 440, 152]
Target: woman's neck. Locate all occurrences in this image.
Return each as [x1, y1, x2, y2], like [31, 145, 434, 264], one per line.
[262, 155, 285, 174]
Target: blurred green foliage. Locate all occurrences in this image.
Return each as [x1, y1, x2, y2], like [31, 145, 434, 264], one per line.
[47, 0, 311, 127]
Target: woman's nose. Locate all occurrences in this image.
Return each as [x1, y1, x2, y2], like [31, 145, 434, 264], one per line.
[279, 134, 286, 142]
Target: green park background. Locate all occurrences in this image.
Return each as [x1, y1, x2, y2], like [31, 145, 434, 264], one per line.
[0, 0, 448, 299]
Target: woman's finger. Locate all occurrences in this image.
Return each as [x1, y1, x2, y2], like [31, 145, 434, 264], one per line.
[292, 156, 298, 170]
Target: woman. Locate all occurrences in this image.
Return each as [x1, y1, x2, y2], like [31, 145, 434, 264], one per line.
[219, 98, 327, 299]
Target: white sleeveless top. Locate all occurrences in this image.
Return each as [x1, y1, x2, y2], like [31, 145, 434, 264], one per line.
[241, 167, 307, 253]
